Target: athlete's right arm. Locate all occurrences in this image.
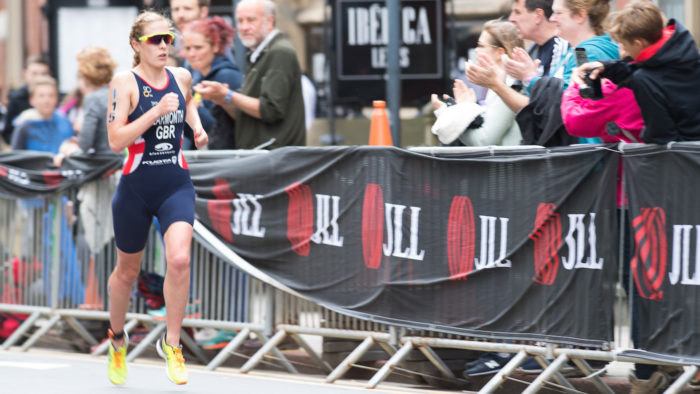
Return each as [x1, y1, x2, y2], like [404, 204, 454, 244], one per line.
[107, 71, 179, 153]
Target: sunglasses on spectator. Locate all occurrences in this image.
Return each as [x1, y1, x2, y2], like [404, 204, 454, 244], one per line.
[138, 32, 175, 45]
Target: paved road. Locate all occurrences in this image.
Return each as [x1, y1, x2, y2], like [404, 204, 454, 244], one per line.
[0, 349, 447, 393]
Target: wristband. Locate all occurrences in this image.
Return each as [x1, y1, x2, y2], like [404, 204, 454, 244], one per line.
[224, 90, 234, 104]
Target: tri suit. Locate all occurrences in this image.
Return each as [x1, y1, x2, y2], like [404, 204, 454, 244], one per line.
[112, 68, 194, 253]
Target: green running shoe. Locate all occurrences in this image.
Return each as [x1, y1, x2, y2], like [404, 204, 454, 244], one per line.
[107, 329, 129, 385]
[156, 334, 188, 385]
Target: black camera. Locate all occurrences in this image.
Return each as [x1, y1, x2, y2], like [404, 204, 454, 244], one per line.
[443, 95, 457, 106]
[579, 70, 603, 100]
[574, 47, 603, 100]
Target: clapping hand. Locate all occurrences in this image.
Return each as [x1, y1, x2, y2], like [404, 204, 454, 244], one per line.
[452, 79, 476, 104]
[466, 54, 505, 89]
[503, 47, 540, 82]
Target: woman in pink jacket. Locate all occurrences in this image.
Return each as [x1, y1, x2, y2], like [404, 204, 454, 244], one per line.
[562, 63, 680, 392]
[562, 69, 643, 205]
[561, 71, 643, 142]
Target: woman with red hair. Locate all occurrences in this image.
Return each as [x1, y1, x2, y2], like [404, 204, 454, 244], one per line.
[182, 16, 242, 149]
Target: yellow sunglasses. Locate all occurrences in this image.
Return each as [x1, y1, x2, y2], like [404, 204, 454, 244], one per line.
[138, 32, 175, 45]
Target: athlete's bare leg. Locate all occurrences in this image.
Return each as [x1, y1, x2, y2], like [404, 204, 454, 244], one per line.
[162, 221, 193, 347]
[108, 249, 144, 348]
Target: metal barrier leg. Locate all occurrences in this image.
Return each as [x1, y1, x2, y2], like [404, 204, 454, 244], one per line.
[256, 330, 298, 374]
[377, 341, 397, 357]
[664, 365, 697, 394]
[91, 319, 139, 356]
[1, 311, 42, 350]
[326, 336, 376, 383]
[288, 333, 332, 374]
[418, 345, 457, 380]
[570, 358, 614, 394]
[205, 327, 251, 371]
[366, 340, 414, 389]
[479, 349, 528, 394]
[180, 327, 209, 365]
[239, 329, 288, 374]
[526, 354, 577, 391]
[522, 353, 574, 394]
[64, 316, 99, 347]
[126, 321, 166, 362]
[548, 358, 578, 391]
[20, 314, 61, 351]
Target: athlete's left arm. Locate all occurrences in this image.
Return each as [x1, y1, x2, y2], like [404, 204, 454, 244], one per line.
[171, 67, 208, 149]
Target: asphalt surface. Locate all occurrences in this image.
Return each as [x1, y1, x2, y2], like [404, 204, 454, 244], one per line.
[0, 348, 451, 394]
[3, 346, 699, 393]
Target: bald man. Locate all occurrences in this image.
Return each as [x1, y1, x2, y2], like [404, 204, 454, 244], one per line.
[194, 0, 305, 149]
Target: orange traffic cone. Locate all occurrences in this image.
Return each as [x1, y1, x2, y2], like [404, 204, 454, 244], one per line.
[369, 100, 394, 146]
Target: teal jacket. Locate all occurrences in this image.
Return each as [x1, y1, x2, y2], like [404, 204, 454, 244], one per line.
[525, 34, 620, 144]
[527, 34, 619, 95]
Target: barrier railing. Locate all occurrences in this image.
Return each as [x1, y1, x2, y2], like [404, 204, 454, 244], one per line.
[2, 146, 699, 394]
[0, 188, 291, 365]
[0, 149, 394, 378]
[201, 145, 697, 394]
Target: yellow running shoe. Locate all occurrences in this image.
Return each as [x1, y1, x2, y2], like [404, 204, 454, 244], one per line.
[156, 335, 188, 385]
[107, 329, 128, 385]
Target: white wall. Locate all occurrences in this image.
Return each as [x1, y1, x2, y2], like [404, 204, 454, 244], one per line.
[57, 6, 139, 93]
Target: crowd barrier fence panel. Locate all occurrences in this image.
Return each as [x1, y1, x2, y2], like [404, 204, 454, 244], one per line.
[182, 146, 632, 391]
[0, 145, 639, 391]
[187, 146, 624, 391]
[3, 146, 700, 392]
[0, 149, 296, 372]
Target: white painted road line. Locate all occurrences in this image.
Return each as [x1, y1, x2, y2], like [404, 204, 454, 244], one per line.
[0, 361, 71, 370]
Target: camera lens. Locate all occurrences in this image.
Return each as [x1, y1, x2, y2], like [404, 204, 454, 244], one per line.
[579, 85, 594, 99]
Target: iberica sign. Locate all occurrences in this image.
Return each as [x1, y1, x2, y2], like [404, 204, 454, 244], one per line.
[335, 0, 442, 80]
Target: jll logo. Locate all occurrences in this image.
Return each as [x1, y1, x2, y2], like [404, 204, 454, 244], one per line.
[205, 178, 266, 244]
[285, 182, 345, 257]
[445, 196, 510, 280]
[361, 183, 425, 270]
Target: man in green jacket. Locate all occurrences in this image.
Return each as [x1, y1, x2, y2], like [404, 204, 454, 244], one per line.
[194, 0, 305, 149]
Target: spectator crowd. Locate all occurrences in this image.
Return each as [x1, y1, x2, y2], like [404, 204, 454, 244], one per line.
[0, 0, 309, 156]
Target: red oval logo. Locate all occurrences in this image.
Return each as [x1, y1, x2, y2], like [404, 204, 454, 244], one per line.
[631, 207, 666, 301]
[362, 184, 384, 269]
[285, 182, 314, 256]
[446, 196, 475, 280]
[206, 178, 235, 244]
[530, 202, 561, 286]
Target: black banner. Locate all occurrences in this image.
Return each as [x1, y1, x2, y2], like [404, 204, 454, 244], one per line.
[190, 146, 618, 347]
[0, 151, 123, 199]
[624, 144, 700, 362]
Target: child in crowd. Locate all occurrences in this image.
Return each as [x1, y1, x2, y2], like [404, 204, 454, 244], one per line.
[3, 55, 52, 144]
[10, 76, 74, 153]
[580, 0, 700, 143]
